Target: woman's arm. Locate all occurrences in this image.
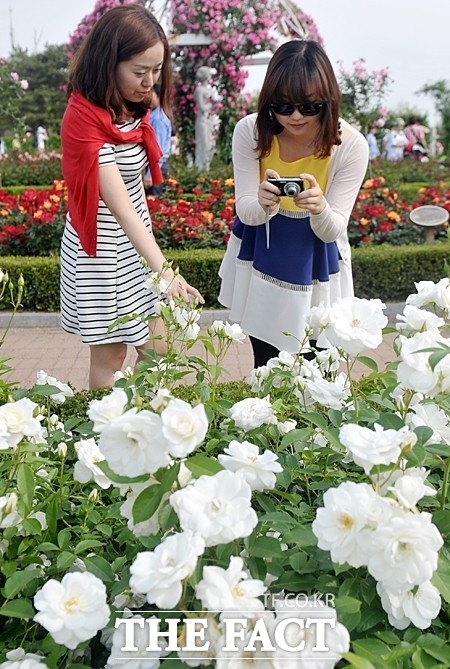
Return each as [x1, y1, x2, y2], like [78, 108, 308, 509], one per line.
[295, 130, 369, 243]
[232, 115, 280, 225]
[99, 163, 203, 302]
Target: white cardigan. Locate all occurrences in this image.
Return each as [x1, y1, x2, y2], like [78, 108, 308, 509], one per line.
[232, 113, 369, 270]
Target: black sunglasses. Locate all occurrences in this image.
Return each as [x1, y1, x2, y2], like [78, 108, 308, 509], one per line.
[270, 101, 326, 116]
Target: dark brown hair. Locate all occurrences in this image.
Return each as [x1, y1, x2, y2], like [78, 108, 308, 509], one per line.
[256, 40, 341, 159]
[68, 5, 172, 122]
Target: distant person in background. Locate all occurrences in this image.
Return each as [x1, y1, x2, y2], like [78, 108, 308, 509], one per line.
[36, 125, 49, 153]
[0, 137, 5, 155]
[384, 118, 408, 161]
[404, 116, 429, 162]
[366, 126, 380, 161]
[143, 83, 172, 197]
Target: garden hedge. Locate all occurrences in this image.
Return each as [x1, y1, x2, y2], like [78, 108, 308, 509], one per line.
[0, 242, 449, 311]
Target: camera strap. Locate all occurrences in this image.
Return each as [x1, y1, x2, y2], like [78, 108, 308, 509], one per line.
[265, 206, 270, 249]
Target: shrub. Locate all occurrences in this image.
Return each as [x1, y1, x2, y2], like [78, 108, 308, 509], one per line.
[0, 152, 62, 187]
[0, 243, 449, 312]
[0, 275, 449, 667]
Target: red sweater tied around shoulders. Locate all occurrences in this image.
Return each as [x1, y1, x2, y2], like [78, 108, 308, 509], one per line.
[61, 91, 163, 256]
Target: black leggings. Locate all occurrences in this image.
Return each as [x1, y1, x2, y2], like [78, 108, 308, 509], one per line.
[249, 336, 322, 368]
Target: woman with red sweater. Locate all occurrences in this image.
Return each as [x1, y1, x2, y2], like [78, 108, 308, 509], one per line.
[60, 5, 203, 389]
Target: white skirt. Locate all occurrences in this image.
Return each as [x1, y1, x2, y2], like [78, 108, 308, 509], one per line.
[219, 232, 351, 353]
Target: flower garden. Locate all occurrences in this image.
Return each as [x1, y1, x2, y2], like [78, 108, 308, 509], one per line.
[0, 253, 449, 667]
[0, 161, 449, 256]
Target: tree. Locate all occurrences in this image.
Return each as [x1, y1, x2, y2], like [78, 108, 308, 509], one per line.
[168, 0, 319, 163]
[0, 57, 29, 138]
[338, 58, 392, 135]
[8, 45, 69, 137]
[418, 80, 450, 157]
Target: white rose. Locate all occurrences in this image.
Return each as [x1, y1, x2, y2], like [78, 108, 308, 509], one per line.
[270, 598, 350, 668]
[304, 371, 350, 410]
[196, 556, 266, 612]
[339, 423, 411, 474]
[324, 296, 387, 356]
[98, 409, 171, 477]
[161, 398, 208, 458]
[170, 470, 258, 547]
[73, 438, 112, 489]
[218, 440, 282, 491]
[35, 370, 74, 404]
[229, 396, 277, 431]
[368, 509, 443, 590]
[129, 531, 205, 608]
[33, 572, 110, 650]
[395, 304, 445, 335]
[406, 401, 450, 445]
[312, 481, 384, 568]
[88, 388, 129, 432]
[0, 398, 42, 449]
[377, 580, 441, 630]
[1, 648, 48, 668]
[396, 331, 445, 395]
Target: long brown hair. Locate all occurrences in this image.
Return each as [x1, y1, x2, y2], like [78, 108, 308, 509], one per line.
[256, 40, 341, 159]
[68, 5, 172, 123]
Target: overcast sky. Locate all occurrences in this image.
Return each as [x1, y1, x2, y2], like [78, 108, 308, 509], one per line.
[1, 0, 449, 125]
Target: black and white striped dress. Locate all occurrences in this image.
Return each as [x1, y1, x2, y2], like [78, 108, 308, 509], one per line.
[60, 118, 158, 345]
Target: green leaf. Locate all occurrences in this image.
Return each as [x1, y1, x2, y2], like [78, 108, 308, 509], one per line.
[432, 556, 450, 604]
[56, 551, 76, 570]
[3, 569, 42, 599]
[373, 412, 404, 430]
[84, 555, 115, 583]
[351, 639, 392, 667]
[283, 524, 317, 548]
[45, 498, 59, 536]
[341, 652, 376, 669]
[185, 454, 222, 477]
[132, 483, 164, 525]
[74, 539, 103, 555]
[288, 552, 307, 573]
[57, 528, 71, 549]
[155, 462, 180, 492]
[249, 536, 284, 558]
[357, 356, 379, 372]
[303, 411, 328, 429]
[17, 463, 35, 513]
[0, 598, 35, 619]
[412, 648, 445, 669]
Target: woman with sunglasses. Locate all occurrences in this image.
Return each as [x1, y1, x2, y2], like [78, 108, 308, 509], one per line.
[219, 39, 369, 367]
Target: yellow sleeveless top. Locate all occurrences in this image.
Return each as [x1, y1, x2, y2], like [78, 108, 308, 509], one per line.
[261, 137, 330, 212]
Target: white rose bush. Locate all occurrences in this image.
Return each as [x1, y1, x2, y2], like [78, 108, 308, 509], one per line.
[0, 272, 449, 668]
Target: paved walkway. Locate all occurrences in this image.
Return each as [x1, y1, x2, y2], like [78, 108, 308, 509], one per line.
[0, 309, 400, 391]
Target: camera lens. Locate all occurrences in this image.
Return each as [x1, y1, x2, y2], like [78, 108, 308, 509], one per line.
[284, 182, 301, 197]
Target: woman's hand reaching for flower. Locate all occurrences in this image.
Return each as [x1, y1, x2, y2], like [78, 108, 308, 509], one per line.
[163, 271, 205, 304]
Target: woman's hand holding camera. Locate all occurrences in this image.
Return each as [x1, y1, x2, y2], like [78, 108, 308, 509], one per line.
[259, 169, 281, 214]
[293, 172, 326, 215]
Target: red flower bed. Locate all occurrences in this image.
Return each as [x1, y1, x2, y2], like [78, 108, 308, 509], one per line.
[348, 177, 449, 246]
[0, 181, 67, 255]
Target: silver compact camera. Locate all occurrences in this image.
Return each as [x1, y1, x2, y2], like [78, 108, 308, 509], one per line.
[268, 177, 305, 197]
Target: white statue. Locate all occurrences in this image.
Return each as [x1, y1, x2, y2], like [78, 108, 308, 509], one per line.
[194, 66, 218, 171]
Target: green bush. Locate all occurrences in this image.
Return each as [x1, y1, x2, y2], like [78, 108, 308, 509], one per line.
[0, 243, 449, 311]
[352, 241, 450, 300]
[0, 154, 63, 187]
